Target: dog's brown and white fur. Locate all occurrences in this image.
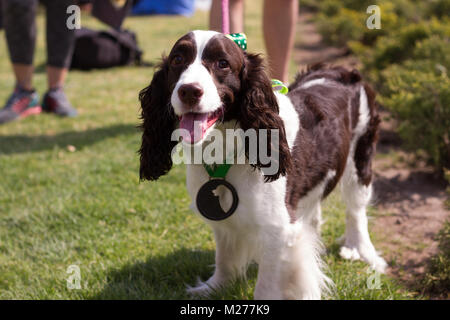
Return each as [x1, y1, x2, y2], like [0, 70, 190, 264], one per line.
[139, 30, 387, 299]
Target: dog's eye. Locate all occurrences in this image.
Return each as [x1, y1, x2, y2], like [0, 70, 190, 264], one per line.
[218, 59, 230, 69]
[171, 55, 184, 66]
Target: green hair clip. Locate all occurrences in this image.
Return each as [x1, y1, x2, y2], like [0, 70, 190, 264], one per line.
[225, 33, 247, 51]
[271, 79, 289, 95]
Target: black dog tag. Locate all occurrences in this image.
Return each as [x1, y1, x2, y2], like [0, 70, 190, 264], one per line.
[196, 179, 239, 221]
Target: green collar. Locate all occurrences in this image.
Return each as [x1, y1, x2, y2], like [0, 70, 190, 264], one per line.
[203, 163, 232, 179]
[271, 79, 289, 94]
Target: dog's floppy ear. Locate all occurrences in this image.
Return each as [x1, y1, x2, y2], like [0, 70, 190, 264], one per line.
[239, 53, 293, 182]
[139, 58, 178, 181]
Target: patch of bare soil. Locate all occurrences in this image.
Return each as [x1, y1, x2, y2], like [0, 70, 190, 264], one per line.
[372, 112, 449, 297]
[293, 12, 359, 70]
[294, 11, 449, 297]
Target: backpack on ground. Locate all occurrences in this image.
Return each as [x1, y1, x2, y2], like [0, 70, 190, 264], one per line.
[70, 27, 144, 70]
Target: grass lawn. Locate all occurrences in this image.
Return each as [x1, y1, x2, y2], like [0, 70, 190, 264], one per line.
[0, 1, 416, 299]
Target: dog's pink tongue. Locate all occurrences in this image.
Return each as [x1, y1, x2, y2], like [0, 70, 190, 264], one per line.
[180, 113, 210, 143]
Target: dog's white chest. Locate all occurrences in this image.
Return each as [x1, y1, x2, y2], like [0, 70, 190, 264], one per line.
[186, 164, 290, 230]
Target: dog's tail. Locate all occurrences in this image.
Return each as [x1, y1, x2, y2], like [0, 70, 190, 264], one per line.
[280, 222, 334, 300]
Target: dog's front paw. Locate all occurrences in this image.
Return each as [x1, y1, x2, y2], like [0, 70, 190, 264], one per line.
[339, 243, 387, 273]
[186, 278, 218, 297]
[364, 252, 388, 274]
[339, 245, 361, 260]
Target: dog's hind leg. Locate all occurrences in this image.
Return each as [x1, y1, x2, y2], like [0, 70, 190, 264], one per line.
[339, 96, 387, 273]
[339, 162, 386, 273]
[187, 227, 251, 296]
[296, 171, 337, 234]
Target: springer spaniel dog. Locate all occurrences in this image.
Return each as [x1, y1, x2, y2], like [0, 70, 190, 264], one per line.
[139, 30, 387, 299]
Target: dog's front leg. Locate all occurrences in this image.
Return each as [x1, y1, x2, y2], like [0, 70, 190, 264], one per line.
[187, 226, 250, 297]
[253, 225, 286, 300]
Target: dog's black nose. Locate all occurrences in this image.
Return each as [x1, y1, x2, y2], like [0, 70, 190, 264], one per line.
[178, 83, 203, 105]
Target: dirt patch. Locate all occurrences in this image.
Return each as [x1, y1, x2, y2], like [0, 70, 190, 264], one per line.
[372, 112, 449, 297]
[293, 11, 449, 297]
[293, 12, 359, 71]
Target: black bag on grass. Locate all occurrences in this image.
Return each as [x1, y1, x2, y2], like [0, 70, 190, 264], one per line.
[70, 27, 143, 70]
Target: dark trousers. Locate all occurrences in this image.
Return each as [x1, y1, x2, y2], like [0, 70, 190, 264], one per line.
[2, 0, 76, 68]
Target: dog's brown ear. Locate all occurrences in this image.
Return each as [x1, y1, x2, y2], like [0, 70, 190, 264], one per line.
[139, 58, 178, 181]
[239, 53, 293, 182]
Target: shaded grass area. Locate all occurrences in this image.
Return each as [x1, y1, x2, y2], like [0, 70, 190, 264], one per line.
[421, 220, 450, 298]
[0, 1, 415, 299]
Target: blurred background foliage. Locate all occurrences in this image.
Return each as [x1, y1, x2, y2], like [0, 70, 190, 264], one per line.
[302, 0, 450, 173]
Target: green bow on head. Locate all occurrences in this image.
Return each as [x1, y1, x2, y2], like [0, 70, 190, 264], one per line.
[226, 33, 247, 51]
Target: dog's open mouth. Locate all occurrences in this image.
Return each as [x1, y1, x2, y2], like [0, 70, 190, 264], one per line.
[179, 109, 223, 144]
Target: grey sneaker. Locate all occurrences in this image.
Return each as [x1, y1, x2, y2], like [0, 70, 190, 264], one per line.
[0, 85, 41, 124]
[42, 87, 77, 117]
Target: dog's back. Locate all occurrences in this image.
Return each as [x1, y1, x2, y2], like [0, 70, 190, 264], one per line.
[284, 64, 380, 229]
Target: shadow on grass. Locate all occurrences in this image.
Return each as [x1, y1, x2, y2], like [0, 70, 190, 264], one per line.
[34, 61, 155, 74]
[91, 248, 216, 300]
[0, 123, 138, 155]
[326, 241, 342, 258]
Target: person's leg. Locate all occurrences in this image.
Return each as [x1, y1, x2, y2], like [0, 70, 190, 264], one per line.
[2, 0, 38, 90]
[43, 0, 75, 89]
[0, 0, 41, 124]
[263, 0, 298, 83]
[229, 0, 244, 33]
[210, 0, 244, 33]
[209, 0, 222, 31]
[12, 65, 34, 91]
[47, 66, 68, 90]
[41, 0, 77, 116]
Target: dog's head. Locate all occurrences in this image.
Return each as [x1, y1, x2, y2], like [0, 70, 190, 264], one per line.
[139, 30, 292, 181]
